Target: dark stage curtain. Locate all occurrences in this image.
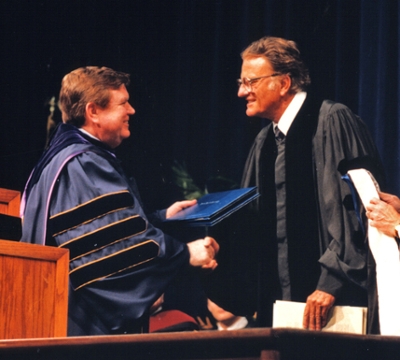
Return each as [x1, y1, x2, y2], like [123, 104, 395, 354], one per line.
[1, 0, 399, 201]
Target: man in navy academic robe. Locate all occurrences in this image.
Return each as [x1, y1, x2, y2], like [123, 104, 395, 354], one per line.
[20, 66, 219, 336]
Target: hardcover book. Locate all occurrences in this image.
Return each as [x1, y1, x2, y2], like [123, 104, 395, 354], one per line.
[272, 300, 367, 335]
[164, 187, 260, 227]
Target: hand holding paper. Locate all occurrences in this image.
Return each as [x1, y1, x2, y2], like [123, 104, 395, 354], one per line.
[366, 195, 400, 238]
[379, 191, 400, 212]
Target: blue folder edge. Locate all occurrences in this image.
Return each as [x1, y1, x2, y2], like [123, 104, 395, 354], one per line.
[163, 187, 260, 227]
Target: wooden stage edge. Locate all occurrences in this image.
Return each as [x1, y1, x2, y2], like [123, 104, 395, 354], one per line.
[1, 328, 400, 360]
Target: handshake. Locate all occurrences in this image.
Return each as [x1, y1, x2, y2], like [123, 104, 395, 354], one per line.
[166, 199, 219, 271]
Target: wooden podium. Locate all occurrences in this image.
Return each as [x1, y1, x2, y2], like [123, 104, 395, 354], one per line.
[0, 188, 21, 216]
[0, 188, 22, 241]
[0, 239, 69, 339]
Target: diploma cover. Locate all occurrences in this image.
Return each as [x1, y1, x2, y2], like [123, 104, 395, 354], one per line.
[164, 187, 260, 227]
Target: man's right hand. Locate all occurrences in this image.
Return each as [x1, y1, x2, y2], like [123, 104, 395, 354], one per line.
[366, 197, 400, 237]
[187, 236, 219, 270]
[303, 290, 335, 331]
[379, 191, 400, 213]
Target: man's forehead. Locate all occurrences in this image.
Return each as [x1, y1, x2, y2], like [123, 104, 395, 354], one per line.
[241, 56, 272, 75]
[109, 85, 129, 101]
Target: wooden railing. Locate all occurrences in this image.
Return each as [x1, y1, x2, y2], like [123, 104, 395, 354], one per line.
[0, 328, 400, 360]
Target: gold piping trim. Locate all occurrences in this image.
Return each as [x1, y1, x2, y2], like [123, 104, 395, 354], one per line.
[50, 190, 131, 219]
[69, 231, 145, 262]
[52, 205, 132, 237]
[59, 214, 146, 249]
[71, 239, 160, 291]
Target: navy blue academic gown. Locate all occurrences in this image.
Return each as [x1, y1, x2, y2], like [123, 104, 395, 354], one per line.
[21, 124, 189, 335]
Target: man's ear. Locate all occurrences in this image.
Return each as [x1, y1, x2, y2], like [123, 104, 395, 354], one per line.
[85, 102, 99, 124]
[279, 74, 292, 96]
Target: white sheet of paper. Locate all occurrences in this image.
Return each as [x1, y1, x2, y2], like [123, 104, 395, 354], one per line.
[347, 169, 400, 335]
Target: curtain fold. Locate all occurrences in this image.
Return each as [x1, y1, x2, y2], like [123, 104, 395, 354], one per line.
[1, 0, 400, 197]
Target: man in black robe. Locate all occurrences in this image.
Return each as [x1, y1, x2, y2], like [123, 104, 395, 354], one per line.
[206, 36, 383, 333]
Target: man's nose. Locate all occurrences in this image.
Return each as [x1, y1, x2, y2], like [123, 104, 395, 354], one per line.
[237, 84, 249, 97]
[128, 103, 135, 114]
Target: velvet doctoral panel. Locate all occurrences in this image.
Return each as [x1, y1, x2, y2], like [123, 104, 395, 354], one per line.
[20, 125, 189, 335]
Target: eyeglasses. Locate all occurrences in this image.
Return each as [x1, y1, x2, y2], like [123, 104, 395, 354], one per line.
[237, 73, 282, 92]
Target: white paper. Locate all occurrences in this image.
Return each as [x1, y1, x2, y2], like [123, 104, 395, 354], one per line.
[347, 169, 400, 336]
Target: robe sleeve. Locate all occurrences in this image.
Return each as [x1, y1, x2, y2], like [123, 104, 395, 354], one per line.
[49, 150, 189, 334]
[313, 100, 384, 298]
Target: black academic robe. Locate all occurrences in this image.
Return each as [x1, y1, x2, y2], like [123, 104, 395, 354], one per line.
[241, 95, 383, 330]
[205, 95, 383, 331]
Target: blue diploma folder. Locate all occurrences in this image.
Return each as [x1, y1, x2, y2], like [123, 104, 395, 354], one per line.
[164, 187, 260, 227]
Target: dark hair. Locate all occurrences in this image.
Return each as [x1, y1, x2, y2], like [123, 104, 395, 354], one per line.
[241, 36, 311, 92]
[59, 66, 130, 127]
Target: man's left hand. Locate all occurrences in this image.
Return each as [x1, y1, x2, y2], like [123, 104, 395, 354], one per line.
[302, 290, 335, 330]
[166, 199, 197, 218]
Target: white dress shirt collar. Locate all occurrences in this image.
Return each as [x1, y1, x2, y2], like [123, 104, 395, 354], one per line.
[78, 128, 100, 141]
[274, 92, 307, 136]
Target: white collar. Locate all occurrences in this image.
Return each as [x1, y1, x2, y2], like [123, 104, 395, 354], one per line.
[78, 128, 101, 141]
[274, 91, 307, 135]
